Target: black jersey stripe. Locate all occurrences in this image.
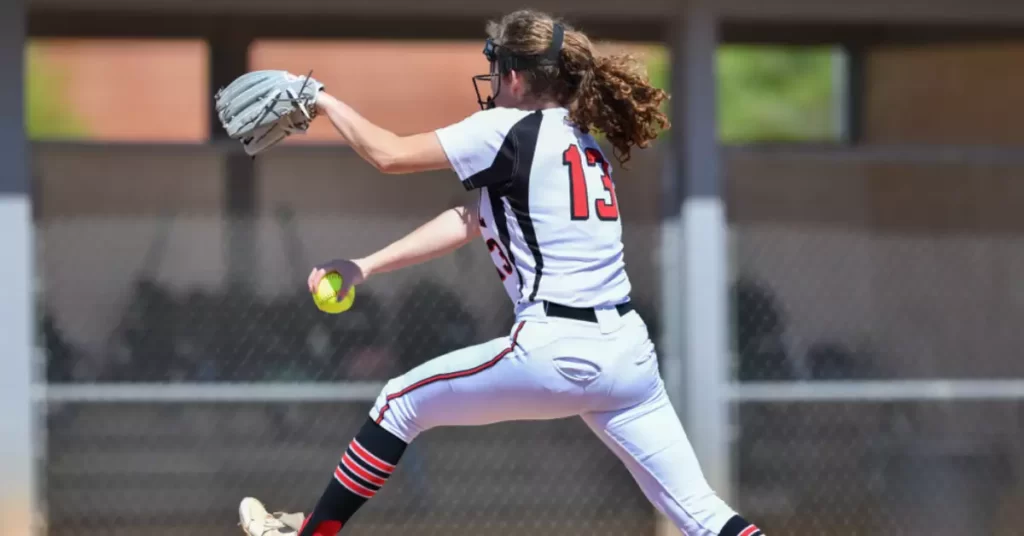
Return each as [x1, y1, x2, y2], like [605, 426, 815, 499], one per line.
[465, 111, 546, 302]
[502, 112, 544, 301]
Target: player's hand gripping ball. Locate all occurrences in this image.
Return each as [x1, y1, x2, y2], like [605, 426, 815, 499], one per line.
[312, 272, 356, 314]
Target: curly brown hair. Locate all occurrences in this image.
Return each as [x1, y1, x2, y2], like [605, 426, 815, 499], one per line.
[486, 10, 670, 166]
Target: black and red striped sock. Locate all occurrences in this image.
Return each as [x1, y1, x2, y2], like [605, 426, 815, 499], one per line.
[297, 418, 407, 536]
[720, 515, 763, 536]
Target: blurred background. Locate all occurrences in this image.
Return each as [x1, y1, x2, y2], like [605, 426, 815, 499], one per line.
[6, 0, 1024, 535]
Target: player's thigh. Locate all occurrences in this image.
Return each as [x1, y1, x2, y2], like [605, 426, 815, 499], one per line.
[581, 386, 736, 536]
[371, 323, 581, 442]
[370, 335, 508, 438]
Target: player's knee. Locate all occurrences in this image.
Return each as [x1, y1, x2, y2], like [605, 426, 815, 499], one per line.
[372, 378, 399, 409]
[370, 377, 421, 443]
[370, 377, 401, 420]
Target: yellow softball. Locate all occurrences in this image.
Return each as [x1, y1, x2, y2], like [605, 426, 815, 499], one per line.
[312, 272, 356, 314]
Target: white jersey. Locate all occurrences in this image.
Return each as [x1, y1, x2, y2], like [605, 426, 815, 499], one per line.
[435, 106, 632, 310]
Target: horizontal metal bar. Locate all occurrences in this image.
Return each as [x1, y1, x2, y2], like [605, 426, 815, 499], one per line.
[730, 379, 1024, 402]
[39, 382, 384, 403]
[725, 144, 1024, 165]
[39, 380, 1024, 404]
[34, 140, 1024, 166]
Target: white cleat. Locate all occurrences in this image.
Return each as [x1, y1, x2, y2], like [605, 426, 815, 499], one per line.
[238, 497, 307, 536]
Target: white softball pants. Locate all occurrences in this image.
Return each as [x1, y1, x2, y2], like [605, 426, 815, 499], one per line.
[370, 303, 738, 536]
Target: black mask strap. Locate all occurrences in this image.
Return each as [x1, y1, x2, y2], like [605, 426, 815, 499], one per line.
[545, 23, 564, 63]
[471, 21, 565, 110]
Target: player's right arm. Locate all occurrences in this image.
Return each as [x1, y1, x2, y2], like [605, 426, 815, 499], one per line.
[315, 92, 452, 174]
[315, 92, 525, 186]
[307, 198, 480, 294]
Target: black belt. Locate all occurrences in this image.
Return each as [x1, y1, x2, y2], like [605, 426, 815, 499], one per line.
[542, 301, 634, 323]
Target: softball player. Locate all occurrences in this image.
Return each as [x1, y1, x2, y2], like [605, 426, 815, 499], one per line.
[239, 9, 763, 536]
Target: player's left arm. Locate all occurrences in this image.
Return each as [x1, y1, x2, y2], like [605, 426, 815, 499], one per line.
[357, 198, 480, 278]
[308, 197, 480, 293]
[315, 92, 450, 175]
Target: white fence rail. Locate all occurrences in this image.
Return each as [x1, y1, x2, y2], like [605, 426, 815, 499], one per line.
[38, 379, 1024, 404]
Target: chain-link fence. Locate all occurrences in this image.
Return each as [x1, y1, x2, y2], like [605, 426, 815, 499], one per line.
[728, 147, 1024, 535]
[34, 104, 1024, 536]
[45, 402, 654, 536]
[35, 143, 664, 536]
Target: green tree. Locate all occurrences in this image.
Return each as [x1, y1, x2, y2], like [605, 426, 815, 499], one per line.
[717, 45, 837, 142]
[25, 44, 88, 139]
[645, 45, 839, 143]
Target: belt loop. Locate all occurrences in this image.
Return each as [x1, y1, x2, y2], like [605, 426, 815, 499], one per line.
[595, 306, 624, 334]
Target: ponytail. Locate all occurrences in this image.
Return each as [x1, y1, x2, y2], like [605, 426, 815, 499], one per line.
[568, 52, 670, 166]
[486, 10, 670, 165]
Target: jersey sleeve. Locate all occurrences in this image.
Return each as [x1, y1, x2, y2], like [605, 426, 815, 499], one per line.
[434, 108, 529, 191]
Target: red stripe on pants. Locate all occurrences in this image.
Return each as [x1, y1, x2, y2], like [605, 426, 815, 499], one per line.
[374, 321, 525, 424]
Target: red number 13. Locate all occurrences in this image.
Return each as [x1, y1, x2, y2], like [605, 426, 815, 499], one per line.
[562, 144, 619, 221]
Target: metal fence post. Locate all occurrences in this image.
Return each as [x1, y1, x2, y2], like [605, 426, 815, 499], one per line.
[669, 0, 731, 501]
[209, 25, 257, 290]
[0, 0, 38, 534]
[658, 3, 729, 534]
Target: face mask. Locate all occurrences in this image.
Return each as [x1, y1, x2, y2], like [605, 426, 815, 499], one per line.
[469, 24, 564, 111]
